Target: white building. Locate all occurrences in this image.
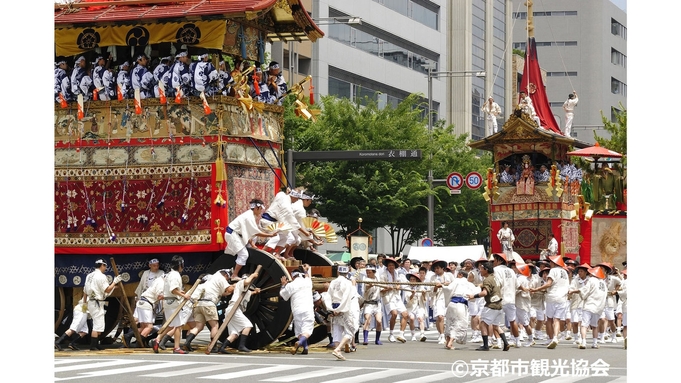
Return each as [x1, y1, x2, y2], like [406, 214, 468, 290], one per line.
[511, 0, 627, 143]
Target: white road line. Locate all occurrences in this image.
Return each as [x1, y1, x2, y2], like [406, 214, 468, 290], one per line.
[54, 359, 91, 365]
[140, 362, 250, 378]
[391, 371, 455, 383]
[56, 361, 194, 380]
[199, 364, 301, 380]
[260, 367, 350, 382]
[54, 359, 145, 373]
[322, 368, 413, 383]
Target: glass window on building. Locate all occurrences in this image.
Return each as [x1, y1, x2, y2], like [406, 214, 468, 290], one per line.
[329, 77, 352, 100]
[611, 18, 627, 39]
[611, 48, 627, 68]
[611, 77, 626, 96]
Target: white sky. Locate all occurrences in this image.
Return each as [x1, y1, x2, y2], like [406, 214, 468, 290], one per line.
[610, 0, 626, 12]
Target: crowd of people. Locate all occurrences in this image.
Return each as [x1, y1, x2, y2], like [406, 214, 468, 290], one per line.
[54, 51, 288, 106]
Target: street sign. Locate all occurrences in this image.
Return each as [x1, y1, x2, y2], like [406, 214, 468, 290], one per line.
[465, 172, 483, 190]
[421, 238, 433, 247]
[450, 189, 461, 195]
[292, 150, 422, 161]
[446, 172, 464, 190]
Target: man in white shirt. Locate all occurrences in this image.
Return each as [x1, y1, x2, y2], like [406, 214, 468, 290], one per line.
[123, 274, 166, 348]
[483, 96, 502, 135]
[512, 263, 535, 347]
[135, 258, 165, 301]
[547, 233, 558, 257]
[151, 256, 192, 354]
[380, 258, 409, 343]
[328, 266, 360, 360]
[261, 189, 311, 258]
[436, 269, 477, 349]
[429, 260, 455, 345]
[562, 91, 578, 136]
[280, 265, 315, 355]
[531, 255, 570, 349]
[492, 253, 521, 348]
[86, 259, 123, 350]
[570, 266, 607, 349]
[360, 265, 384, 345]
[184, 270, 234, 351]
[225, 199, 277, 278]
[497, 222, 515, 258]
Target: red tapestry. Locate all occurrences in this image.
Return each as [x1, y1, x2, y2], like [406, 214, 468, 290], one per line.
[55, 163, 213, 248]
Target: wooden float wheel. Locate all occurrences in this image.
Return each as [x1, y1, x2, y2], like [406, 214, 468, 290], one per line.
[55, 286, 71, 334]
[207, 248, 292, 350]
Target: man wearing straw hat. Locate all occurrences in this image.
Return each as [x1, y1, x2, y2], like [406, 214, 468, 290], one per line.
[404, 273, 428, 342]
[569, 265, 607, 349]
[567, 262, 589, 346]
[360, 264, 384, 345]
[491, 253, 521, 348]
[435, 269, 476, 349]
[429, 260, 455, 345]
[530, 255, 570, 349]
[379, 257, 409, 343]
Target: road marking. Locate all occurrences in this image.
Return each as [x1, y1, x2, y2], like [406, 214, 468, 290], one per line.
[55, 361, 193, 380]
[199, 364, 300, 380]
[140, 363, 250, 378]
[54, 359, 145, 373]
[261, 367, 349, 382]
[323, 368, 412, 383]
[391, 371, 455, 383]
[54, 359, 91, 365]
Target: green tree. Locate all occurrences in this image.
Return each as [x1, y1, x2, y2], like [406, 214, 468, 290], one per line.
[594, 104, 626, 165]
[285, 93, 492, 254]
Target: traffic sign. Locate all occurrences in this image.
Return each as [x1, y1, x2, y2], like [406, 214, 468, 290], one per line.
[421, 238, 433, 247]
[446, 172, 464, 190]
[465, 172, 483, 190]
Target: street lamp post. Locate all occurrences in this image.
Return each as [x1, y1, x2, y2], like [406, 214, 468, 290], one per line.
[426, 69, 486, 241]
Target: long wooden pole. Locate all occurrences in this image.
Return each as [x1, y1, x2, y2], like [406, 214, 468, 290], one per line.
[205, 265, 262, 354]
[157, 278, 202, 335]
[109, 257, 143, 348]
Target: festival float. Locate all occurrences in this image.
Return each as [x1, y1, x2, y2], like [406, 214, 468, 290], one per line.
[54, 0, 334, 349]
[468, 1, 626, 266]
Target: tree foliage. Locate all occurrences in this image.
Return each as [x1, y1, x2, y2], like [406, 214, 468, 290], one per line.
[594, 104, 626, 165]
[285, 93, 492, 255]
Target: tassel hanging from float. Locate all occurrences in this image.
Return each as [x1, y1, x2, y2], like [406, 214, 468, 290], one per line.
[200, 91, 212, 115]
[158, 81, 167, 104]
[77, 94, 84, 120]
[175, 87, 183, 104]
[134, 89, 142, 114]
[117, 84, 124, 101]
[309, 78, 314, 105]
[59, 93, 68, 108]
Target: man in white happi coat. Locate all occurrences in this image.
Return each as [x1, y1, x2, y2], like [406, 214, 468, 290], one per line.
[512, 263, 535, 347]
[483, 96, 502, 135]
[261, 189, 311, 258]
[151, 255, 192, 354]
[547, 232, 559, 257]
[86, 259, 123, 350]
[225, 198, 277, 279]
[284, 190, 321, 258]
[429, 260, 455, 345]
[280, 265, 315, 355]
[570, 266, 607, 349]
[122, 273, 166, 348]
[328, 266, 360, 360]
[379, 258, 410, 343]
[562, 91, 578, 137]
[531, 255, 570, 349]
[567, 262, 589, 347]
[184, 270, 234, 351]
[218, 271, 261, 353]
[135, 258, 165, 302]
[492, 253, 521, 348]
[519, 90, 542, 127]
[496, 221, 515, 258]
[404, 273, 428, 342]
[360, 265, 384, 345]
[435, 269, 477, 349]
[55, 272, 94, 351]
[597, 263, 621, 344]
[465, 258, 485, 343]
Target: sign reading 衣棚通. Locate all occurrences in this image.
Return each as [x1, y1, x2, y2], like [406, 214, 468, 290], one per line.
[292, 150, 422, 161]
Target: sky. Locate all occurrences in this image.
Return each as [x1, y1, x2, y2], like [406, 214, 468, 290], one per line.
[610, 0, 626, 12]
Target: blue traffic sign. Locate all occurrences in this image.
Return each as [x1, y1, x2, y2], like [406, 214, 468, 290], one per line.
[422, 238, 433, 247]
[446, 172, 464, 190]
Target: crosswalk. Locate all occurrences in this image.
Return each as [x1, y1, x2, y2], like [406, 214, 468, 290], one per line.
[55, 358, 627, 382]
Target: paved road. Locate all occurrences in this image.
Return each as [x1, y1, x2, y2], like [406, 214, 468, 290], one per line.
[55, 330, 627, 382]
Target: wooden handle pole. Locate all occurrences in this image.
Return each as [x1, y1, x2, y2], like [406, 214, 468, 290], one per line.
[109, 257, 143, 348]
[205, 265, 262, 354]
[157, 278, 202, 335]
